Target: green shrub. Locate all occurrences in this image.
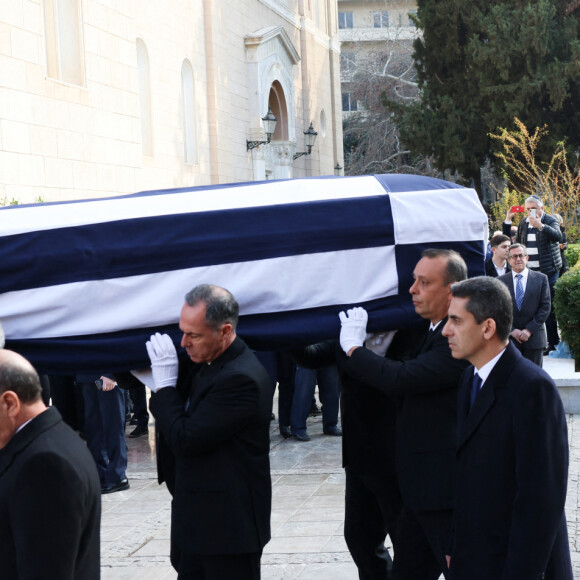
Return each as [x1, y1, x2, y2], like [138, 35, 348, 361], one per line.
[554, 264, 580, 363]
[566, 244, 580, 269]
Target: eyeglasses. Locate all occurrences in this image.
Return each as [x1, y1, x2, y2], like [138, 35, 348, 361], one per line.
[508, 254, 526, 260]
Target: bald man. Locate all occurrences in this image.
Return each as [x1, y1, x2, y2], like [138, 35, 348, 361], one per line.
[0, 350, 101, 580]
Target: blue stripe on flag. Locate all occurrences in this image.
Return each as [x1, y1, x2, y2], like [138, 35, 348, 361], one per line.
[0, 195, 394, 293]
[5, 294, 418, 374]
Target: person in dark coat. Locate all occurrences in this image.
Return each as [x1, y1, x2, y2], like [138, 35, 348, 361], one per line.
[442, 276, 572, 579]
[503, 195, 562, 351]
[484, 234, 511, 277]
[337, 249, 469, 580]
[498, 243, 551, 367]
[291, 327, 422, 579]
[137, 284, 272, 580]
[0, 349, 101, 580]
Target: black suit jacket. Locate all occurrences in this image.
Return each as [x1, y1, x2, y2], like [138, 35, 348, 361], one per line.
[150, 336, 273, 556]
[0, 407, 101, 580]
[498, 269, 550, 350]
[449, 343, 571, 579]
[338, 320, 468, 511]
[484, 258, 510, 277]
[292, 327, 423, 485]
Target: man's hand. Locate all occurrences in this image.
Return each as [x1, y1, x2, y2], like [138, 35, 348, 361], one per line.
[505, 208, 515, 222]
[510, 329, 530, 344]
[528, 215, 543, 230]
[145, 333, 179, 391]
[339, 307, 368, 355]
[100, 376, 117, 392]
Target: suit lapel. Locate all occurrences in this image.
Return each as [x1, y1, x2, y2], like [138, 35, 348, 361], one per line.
[418, 318, 444, 354]
[457, 344, 518, 448]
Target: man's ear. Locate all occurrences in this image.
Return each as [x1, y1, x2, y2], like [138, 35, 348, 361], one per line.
[482, 318, 497, 341]
[221, 323, 233, 338]
[0, 391, 21, 419]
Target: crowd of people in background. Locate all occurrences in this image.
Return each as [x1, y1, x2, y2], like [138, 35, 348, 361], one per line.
[0, 192, 573, 580]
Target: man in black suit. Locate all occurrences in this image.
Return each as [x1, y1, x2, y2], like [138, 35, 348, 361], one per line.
[498, 243, 550, 367]
[338, 249, 469, 580]
[0, 349, 101, 580]
[442, 276, 572, 579]
[291, 328, 422, 579]
[141, 284, 272, 579]
[484, 234, 511, 277]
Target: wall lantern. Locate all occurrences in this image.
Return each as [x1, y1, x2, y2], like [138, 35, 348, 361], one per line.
[293, 123, 318, 160]
[246, 108, 278, 151]
[334, 163, 343, 176]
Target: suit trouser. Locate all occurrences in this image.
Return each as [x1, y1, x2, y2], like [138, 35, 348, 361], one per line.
[392, 506, 452, 580]
[254, 351, 296, 429]
[82, 382, 127, 486]
[290, 365, 340, 435]
[174, 549, 262, 580]
[344, 466, 401, 580]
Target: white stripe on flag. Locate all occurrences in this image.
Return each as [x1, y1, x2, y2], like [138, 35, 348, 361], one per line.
[0, 246, 397, 339]
[389, 188, 487, 244]
[0, 176, 386, 236]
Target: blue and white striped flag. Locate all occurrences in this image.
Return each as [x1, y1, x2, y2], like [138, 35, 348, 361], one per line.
[0, 174, 487, 374]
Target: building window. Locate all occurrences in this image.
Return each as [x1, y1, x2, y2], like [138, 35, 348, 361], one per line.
[373, 10, 389, 28]
[408, 10, 417, 27]
[340, 52, 356, 73]
[181, 60, 197, 164]
[43, 0, 85, 85]
[136, 39, 153, 157]
[342, 93, 358, 112]
[338, 11, 353, 29]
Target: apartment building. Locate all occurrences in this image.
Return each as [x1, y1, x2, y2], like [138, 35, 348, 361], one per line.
[337, 0, 418, 116]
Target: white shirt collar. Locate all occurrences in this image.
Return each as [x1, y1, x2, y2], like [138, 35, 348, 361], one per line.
[474, 347, 507, 385]
[511, 267, 529, 281]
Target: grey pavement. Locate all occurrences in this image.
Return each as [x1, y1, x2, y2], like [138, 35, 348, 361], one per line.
[101, 356, 580, 579]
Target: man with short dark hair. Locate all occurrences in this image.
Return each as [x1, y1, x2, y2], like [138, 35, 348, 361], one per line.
[337, 248, 469, 580]
[139, 284, 273, 579]
[442, 277, 572, 579]
[503, 195, 561, 351]
[498, 243, 550, 367]
[0, 350, 101, 580]
[484, 234, 511, 277]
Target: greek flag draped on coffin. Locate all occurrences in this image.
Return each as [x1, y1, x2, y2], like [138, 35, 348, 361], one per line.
[0, 174, 488, 374]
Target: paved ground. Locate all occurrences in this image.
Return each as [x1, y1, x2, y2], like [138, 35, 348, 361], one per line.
[101, 357, 580, 579]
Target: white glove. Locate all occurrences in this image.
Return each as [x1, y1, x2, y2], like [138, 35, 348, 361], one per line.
[339, 307, 368, 354]
[145, 333, 179, 391]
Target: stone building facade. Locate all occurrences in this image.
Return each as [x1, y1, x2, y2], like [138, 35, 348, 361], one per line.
[0, 0, 343, 203]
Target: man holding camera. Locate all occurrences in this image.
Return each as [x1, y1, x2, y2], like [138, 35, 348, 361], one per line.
[503, 195, 562, 352]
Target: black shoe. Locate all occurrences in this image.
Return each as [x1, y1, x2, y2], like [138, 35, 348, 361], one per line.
[292, 432, 311, 442]
[280, 426, 292, 439]
[125, 413, 132, 423]
[308, 403, 322, 416]
[544, 344, 556, 355]
[129, 416, 139, 425]
[101, 478, 130, 494]
[324, 427, 343, 436]
[128, 424, 149, 438]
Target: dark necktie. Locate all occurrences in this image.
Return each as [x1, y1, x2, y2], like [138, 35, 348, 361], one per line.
[470, 373, 483, 410]
[515, 274, 524, 310]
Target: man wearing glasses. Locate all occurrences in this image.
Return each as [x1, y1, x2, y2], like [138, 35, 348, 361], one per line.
[497, 244, 551, 367]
